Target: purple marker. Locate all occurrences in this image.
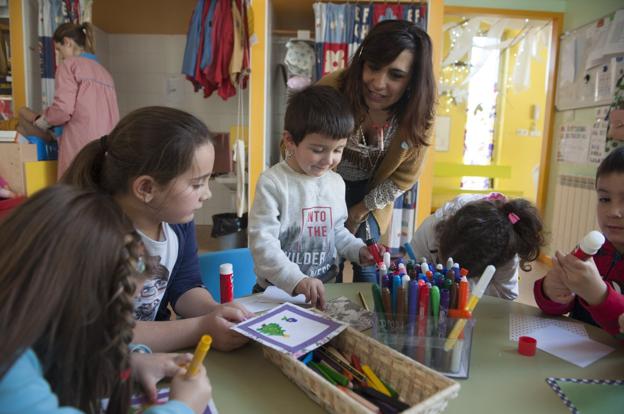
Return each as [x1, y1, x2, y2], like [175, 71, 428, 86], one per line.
[382, 274, 391, 290]
[407, 279, 419, 326]
[438, 288, 450, 338]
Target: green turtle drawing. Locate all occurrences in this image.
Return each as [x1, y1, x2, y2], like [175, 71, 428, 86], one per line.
[257, 322, 289, 337]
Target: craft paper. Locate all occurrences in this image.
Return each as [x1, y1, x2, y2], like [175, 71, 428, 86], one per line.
[529, 325, 614, 368]
[509, 313, 588, 342]
[546, 378, 624, 414]
[232, 303, 347, 358]
[232, 286, 308, 314]
[324, 296, 374, 331]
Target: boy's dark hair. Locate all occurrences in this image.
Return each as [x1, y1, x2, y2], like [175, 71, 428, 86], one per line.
[284, 85, 354, 144]
[341, 19, 435, 148]
[596, 146, 624, 182]
[54, 22, 95, 53]
[62, 106, 213, 195]
[436, 197, 545, 277]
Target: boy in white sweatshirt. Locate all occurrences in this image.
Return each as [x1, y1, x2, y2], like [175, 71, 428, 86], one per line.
[249, 85, 374, 309]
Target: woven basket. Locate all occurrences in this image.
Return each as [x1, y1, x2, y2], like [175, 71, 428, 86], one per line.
[263, 325, 460, 414]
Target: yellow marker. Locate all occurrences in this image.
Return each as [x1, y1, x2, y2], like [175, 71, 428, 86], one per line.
[361, 364, 391, 397]
[358, 291, 370, 311]
[186, 335, 212, 378]
[444, 265, 495, 351]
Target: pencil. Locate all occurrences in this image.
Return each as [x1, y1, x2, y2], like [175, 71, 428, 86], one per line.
[186, 335, 212, 378]
[358, 291, 370, 311]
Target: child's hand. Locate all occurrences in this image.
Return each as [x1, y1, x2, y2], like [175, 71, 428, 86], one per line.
[294, 277, 326, 309]
[358, 245, 376, 266]
[170, 364, 212, 414]
[542, 255, 575, 304]
[130, 352, 192, 403]
[555, 251, 607, 306]
[199, 306, 250, 351]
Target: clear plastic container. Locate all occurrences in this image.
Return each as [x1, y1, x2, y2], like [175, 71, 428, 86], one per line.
[372, 314, 475, 379]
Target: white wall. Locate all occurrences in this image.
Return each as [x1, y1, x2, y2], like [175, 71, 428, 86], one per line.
[100, 32, 247, 225]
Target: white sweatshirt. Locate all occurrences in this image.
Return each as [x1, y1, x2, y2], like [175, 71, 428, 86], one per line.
[249, 161, 365, 294]
[410, 194, 520, 300]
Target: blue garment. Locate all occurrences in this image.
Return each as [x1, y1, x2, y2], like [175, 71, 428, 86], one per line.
[181, 0, 205, 77]
[0, 349, 193, 414]
[200, 0, 219, 69]
[155, 222, 205, 320]
[79, 52, 97, 61]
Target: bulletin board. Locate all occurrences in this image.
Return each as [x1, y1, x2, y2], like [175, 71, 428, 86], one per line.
[555, 9, 624, 111]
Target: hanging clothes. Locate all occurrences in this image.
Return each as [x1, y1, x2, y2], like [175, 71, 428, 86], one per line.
[181, 0, 251, 101]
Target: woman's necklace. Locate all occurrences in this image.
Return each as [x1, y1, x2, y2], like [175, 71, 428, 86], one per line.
[350, 114, 396, 170]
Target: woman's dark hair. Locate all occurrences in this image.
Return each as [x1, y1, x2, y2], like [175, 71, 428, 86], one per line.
[0, 185, 152, 413]
[53, 22, 95, 53]
[285, 85, 355, 144]
[341, 20, 436, 147]
[596, 146, 624, 182]
[62, 106, 213, 194]
[436, 197, 545, 276]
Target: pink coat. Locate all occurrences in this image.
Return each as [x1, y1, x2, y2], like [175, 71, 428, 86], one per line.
[44, 55, 119, 177]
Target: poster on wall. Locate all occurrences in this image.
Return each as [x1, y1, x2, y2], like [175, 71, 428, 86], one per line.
[588, 106, 609, 164]
[557, 124, 590, 163]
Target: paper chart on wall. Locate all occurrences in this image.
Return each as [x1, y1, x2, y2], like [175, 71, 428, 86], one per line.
[557, 124, 590, 163]
[232, 302, 347, 358]
[509, 313, 588, 342]
[588, 106, 610, 164]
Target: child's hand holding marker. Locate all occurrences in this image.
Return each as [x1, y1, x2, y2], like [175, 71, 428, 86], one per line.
[171, 335, 213, 414]
[542, 259, 575, 304]
[294, 277, 326, 309]
[130, 352, 193, 403]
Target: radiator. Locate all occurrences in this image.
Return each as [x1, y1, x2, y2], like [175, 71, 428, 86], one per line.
[550, 175, 598, 253]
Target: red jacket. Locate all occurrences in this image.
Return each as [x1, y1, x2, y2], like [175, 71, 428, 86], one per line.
[534, 240, 624, 335]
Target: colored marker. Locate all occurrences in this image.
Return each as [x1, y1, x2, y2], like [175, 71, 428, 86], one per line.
[383, 251, 391, 269]
[403, 242, 417, 261]
[458, 276, 469, 311]
[407, 279, 419, 326]
[361, 365, 391, 397]
[371, 283, 386, 322]
[445, 265, 496, 351]
[438, 288, 450, 338]
[382, 287, 392, 321]
[366, 239, 383, 265]
[186, 335, 212, 378]
[391, 275, 401, 316]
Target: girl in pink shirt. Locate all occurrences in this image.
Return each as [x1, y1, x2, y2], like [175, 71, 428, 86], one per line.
[18, 22, 119, 178]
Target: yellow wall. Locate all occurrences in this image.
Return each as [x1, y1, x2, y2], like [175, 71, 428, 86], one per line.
[432, 18, 549, 208]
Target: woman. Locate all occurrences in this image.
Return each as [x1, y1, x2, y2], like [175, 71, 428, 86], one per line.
[18, 22, 119, 178]
[319, 20, 436, 282]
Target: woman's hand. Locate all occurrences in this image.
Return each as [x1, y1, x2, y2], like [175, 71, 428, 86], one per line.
[347, 202, 370, 234]
[555, 251, 607, 306]
[130, 352, 193, 403]
[170, 364, 213, 414]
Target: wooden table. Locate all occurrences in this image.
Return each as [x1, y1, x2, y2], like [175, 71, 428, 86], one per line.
[202, 283, 624, 413]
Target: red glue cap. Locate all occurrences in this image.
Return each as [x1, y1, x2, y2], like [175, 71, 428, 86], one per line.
[518, 336, 537, 356]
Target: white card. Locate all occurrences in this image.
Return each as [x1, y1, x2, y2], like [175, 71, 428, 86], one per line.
[529, 325, 614, 368]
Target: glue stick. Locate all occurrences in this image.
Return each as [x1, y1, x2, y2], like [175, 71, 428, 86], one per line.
[219, 263, 234, 303]
[572, 231, 605, 261]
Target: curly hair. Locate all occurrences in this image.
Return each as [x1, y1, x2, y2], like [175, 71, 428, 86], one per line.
[436, 197, 545, 277]
[0, 185, 153, 413]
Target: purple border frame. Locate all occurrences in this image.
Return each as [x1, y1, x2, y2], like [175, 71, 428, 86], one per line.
[236, 303, 343, 354]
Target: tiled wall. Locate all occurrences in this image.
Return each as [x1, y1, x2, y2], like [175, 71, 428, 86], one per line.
[96, 31, 247, 225]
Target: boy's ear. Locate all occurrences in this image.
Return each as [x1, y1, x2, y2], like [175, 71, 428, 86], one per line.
[132, 175, 156, 204]
[282, 131, 297, 151]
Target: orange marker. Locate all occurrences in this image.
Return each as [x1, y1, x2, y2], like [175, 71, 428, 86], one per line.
[186, 335, 212, 378]
[458, 276, 469, 311]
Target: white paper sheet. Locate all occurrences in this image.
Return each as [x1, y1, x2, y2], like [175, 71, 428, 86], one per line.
[233, 286, 308, 314]
[509, 313, 588, 342]
[529, 325, 614, 368]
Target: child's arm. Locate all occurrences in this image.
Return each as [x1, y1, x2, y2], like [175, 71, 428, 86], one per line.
[482, 257, 519, 300]
[248, 174, 308, 295]
[555, 251, 624, 335]
[42, 60, 78, 126]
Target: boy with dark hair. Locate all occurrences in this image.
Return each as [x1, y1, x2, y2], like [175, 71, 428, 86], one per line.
[249, 85, 374, 308]
[535, 146, 624, 335]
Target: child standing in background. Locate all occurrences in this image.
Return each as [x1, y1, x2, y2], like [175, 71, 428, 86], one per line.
[410, 193, 545, 300]
[249, 85, 375, 309]
[18, 22, 119, 178]
[63, 106, 253, 353]
[0, 185, 212, 414]
[535, 147, 624, 335]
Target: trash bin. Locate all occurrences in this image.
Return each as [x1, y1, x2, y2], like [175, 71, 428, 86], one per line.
[211, 212, 248, 249]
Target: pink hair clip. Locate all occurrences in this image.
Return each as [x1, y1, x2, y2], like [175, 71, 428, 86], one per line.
[486, 192, 507, 202]
[508, 212, 520, 224]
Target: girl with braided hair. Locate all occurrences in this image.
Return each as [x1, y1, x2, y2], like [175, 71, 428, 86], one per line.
[0, 185, 211, 413]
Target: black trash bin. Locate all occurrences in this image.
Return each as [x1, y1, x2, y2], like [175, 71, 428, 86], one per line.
[211, 213, 248, 249]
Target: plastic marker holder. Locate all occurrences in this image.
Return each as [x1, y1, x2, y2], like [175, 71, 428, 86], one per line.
[444, 265, 496, 351]
[186, 335, 212, 378]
